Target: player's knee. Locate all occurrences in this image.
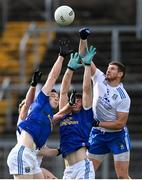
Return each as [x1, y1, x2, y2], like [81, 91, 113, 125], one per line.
[117, 171, 130, 179]
[117, 175, 130, 179]
[117, 175, 124, 179]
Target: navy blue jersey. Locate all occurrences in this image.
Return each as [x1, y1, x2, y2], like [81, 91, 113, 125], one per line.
[18, 91, 53, 149]
[59, 108, 93, 158]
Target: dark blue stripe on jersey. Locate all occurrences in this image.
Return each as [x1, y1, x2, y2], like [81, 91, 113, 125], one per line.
[18, 146, 25, 174]
[117, 87, 126, 99]
[84, 159, 90, 179]
[17, 127, 21, 135]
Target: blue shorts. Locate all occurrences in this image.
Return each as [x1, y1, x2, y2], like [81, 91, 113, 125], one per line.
[88, 127, 131, 155]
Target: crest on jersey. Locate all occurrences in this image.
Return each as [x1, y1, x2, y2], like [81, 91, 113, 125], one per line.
[25, 167, 30, 173]
[112, 94, 118, 100]
[118, 143, 125, 150]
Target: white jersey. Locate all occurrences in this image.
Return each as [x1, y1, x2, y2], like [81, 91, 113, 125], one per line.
[92, 68, 131, 132]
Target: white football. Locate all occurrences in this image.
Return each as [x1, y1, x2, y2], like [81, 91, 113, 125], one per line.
[54, 5, 75, 26]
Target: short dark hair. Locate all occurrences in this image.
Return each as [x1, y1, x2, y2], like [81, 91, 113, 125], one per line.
[51, 89, 57, 93]
[51, 89, 59, 97]
[68, 92, 82, 100]
[109, 61, 126, 79]
[75, 93, 82, 99]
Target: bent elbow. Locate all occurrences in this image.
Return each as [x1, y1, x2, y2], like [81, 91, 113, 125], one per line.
[116, 122, 126, 130]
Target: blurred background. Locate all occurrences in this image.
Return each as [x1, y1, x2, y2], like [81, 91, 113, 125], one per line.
[0, 0, 142, 178]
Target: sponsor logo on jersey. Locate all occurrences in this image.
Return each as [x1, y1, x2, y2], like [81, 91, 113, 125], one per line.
[60, 117, 78, 126]
[98, 96, 112, 110]
[112, 94, 118, 100]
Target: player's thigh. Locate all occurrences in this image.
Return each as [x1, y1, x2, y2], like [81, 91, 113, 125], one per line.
[113, 151, 130, 178]
[88, 132, 110, 171]
[41, 167, 57, 179]
[14, 174, 34, 179]
[33, 172, 44, 179]
[88, 153, 107, 170]
[7, 144, 41, 176]
[114, 160, 130, 177]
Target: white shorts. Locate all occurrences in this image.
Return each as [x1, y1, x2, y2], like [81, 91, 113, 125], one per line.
[7, 144, 41, 175]
[63, 159, 95, 179]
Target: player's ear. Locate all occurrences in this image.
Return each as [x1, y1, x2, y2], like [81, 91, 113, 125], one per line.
[118, 71, 123, 79]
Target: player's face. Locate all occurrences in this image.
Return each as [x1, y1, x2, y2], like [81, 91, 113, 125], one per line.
[106, 64, 122, 82]
[49, 92, 59, 109]
[72, 98, 82, 113]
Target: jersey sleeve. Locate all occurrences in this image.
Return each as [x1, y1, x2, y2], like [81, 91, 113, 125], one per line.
[91, 68, 104, 84]
[29, 90, 50, 112]
[116, 97, 131, 112]
[35, 90, 49, 106]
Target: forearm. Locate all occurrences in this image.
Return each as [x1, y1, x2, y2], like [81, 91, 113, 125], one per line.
[24, 86, 36, 107]
[53, 103, 72, 125]
[83, 66, 92, 107]
[91, 61, 97, 76]
[79, 39, 88, 56]
[99, 121, 126, 130]
[59, 69, 74, 109]
[60, 69, 73, 95]
[47, 56, 64, 83]
[38, 147, 59, 157]
[83, 66, 92, 93]
[42, 55, 64, 94]
[57, 103, 72, 115]
[19, 86, 36, 120]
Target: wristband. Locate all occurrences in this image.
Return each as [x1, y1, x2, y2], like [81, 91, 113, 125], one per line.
[67, 66, 75, 71]
[57, 148, 61, 156]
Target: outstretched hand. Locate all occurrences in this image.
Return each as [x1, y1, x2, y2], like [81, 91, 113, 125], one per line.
[59, 40, 73, 58]
[79, 28, 90, 40]
[30, 69, 42, 87]
[69, 89, 76, 106]
[81, 46, 96, 65]
[68, 52, 83, 71]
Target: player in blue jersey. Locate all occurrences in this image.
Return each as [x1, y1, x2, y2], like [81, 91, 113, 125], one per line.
[79, 28, 131, 179]
[16, 70, 58, 179]
[59, 46, 96, 179]
[7, 40, 74, 179]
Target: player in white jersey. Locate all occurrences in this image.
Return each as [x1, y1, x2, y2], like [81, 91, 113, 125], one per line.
[78, 28, 131, 179]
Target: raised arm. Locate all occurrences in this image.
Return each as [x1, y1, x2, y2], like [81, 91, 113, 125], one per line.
[42, 55, 64, 96]
[79, 28, 90, 56]
[53, 90, 76, 124]
[19, 70, 42, 120]
[59, 52, 82, 109]
[59, 68, 74, 109]
[79, 28, 97, 76]
[42, 40, 72, 96]
[81, 46, 96, 108]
